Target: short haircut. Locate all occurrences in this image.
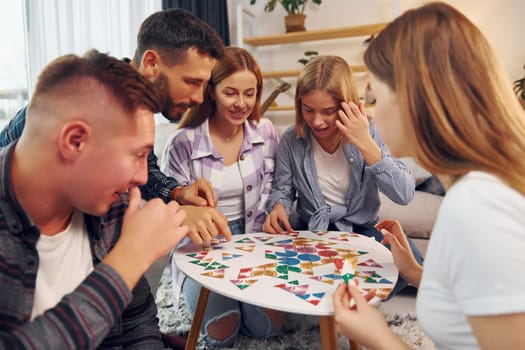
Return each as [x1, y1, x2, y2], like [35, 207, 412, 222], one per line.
[179, 46, 263, 128]
[133, 8, 225, 66]
[30, 49, 161, 114]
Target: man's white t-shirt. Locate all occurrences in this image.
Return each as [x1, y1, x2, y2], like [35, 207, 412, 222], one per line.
[417, 171, 525, 349]
[31, 210, 94, 320]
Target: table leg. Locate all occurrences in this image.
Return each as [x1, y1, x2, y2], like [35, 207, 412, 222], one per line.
[319, 315, 339, 350]
[185, 287, 210, 350]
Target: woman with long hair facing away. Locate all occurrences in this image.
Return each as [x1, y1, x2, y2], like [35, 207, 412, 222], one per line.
[333, 2, 525, 349]
[162, 46, 280, 347]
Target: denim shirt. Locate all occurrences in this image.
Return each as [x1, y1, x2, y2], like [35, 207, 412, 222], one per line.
[0, 144, 162, 349]
[0, 106, 179, 203]
[267, 123, 415, 231]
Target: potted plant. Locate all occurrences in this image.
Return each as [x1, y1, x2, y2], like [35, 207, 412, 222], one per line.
[297, 50, 318, 65]
[513, 65, 525, 109]
[250, 0, 322, 33]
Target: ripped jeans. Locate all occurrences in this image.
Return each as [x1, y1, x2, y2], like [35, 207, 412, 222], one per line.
[181, 218, 281, 347]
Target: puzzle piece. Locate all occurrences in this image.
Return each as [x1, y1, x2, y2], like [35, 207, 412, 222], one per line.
[235, 245, 255, 253]
[201, 269, 225, 278]
[186, 251, 209, 260]
[296, 292, 325, 306]
[265, 250, 277, 259]
[362, 287, 393, 300]
[275, 280, 325, 306]
[204, 261, 229, 271]
[222, 252, 243, 261]
[189, 257, 213, 267]
[231, 279, 258, 290]
[210, 238, 229, 245]
[358, 259, 383, 268]
[274, 280, 308, 295]
[235, 237, 256, 244]
[251, 262, 278, 277]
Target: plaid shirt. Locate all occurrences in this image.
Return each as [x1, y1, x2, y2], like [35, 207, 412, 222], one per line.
[0, 144, 162, 349]
[0, 107, 179, 203]
[161, 118, 278, 233]
[0, 107, 26, 148]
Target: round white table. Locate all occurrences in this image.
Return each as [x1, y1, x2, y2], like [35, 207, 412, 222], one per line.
[173, 230, 398, 349]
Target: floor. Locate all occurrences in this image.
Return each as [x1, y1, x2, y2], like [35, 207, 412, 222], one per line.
[379, 286, 418, 315]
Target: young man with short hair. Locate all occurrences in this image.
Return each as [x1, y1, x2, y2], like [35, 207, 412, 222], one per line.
[0, 50, 188, 348]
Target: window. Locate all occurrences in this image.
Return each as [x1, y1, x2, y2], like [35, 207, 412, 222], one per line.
[0, 0, 28, 128]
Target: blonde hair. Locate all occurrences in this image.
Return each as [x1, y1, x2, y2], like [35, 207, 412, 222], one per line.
[294, 55, 360, 143]
[179, 46, 263, 128]
[365, 2, 525, 195]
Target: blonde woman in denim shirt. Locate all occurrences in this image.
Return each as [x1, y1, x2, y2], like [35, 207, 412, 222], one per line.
[264, 55, 423, 294]
[162, 47, 280, 347]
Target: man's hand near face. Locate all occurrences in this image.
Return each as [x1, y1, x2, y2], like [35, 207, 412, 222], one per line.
[103, 187, 188, 290]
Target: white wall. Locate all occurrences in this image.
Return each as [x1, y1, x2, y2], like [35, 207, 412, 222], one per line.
[228, 0, 525, 132]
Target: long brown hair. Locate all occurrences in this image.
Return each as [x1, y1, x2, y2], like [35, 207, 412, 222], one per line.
[365, 2, 525, 195]
[295, 55, 360, 141]
[179, 47, 263, 129]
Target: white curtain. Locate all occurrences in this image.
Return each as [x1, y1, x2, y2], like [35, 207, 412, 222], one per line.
[25, 0, 161, 95]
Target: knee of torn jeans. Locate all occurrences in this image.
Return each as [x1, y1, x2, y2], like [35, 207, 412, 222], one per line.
[203, 310, 241, 346]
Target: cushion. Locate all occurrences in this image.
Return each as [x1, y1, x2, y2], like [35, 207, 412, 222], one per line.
[377, 191, 443, 240]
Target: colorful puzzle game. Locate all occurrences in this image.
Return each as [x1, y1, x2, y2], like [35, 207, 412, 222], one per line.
[173, 231, 398, 315]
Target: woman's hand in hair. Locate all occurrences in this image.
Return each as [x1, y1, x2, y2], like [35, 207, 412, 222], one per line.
[336, 101, 382, 165]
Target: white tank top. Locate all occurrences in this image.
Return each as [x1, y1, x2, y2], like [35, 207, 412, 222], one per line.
[312, 138, 350, 206]
[31, 210, 93, 320]
[217, 162, 244, 221]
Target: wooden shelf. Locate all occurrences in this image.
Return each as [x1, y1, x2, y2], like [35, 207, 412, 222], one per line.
[268, 102, 375, 112]
[268, 105, 295, 112]
[262, 65, 367, 79]
[244, 23, 387, 47]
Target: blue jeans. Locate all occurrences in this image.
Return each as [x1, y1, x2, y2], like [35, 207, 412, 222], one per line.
[182, 218, 281, 347]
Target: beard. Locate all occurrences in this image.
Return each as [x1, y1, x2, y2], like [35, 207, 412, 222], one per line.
[154, 73, 197, 122]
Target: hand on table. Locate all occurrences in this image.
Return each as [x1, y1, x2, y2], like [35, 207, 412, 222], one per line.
[174, 178, 217, 207]
[182, 205, 232, 245]
[333, 282, 405, 350]
[263, 203, 294, 234]
[104, 186, 189, 289]
[376, 219, 423, 287]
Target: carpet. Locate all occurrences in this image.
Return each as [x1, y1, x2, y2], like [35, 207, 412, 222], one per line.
[155, 268, 435, 350]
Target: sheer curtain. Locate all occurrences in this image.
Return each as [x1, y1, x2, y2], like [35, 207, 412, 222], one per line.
[25, 0, 161, 95]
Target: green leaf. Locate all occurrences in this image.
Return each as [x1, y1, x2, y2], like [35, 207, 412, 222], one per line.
[304, 50, 318, 56]
[254, 0, 322, 14]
